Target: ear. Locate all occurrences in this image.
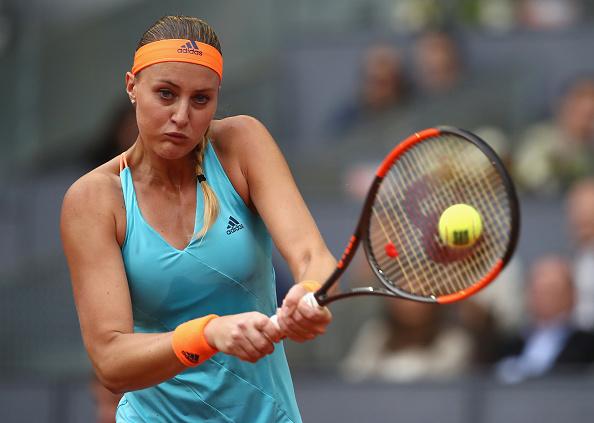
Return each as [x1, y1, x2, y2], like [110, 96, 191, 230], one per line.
[126, 72, 137, 104]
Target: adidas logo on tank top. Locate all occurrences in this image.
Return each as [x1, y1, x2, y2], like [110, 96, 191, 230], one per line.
[226, 216, 244, 235]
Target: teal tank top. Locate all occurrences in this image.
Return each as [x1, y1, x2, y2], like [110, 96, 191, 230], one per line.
[115, 142, 302, 422]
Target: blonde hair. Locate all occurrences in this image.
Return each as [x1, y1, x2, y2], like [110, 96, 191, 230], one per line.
[137, 15, 221, 237]
[194, 131, 220, 238]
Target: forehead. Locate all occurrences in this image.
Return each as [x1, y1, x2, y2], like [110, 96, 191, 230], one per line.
[139, 61, 220, 88]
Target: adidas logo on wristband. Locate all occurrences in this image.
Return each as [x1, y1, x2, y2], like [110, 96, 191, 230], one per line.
[182, 351, 200, 364]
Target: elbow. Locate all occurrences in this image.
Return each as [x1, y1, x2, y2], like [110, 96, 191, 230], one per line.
[92, 352, 130, 394]
[87, 334, 131, 394]
[95, 366, 128, 394]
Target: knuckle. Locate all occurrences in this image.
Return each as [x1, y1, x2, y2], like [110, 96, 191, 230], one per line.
[253, 339, 268, 351]
[230, 330, 243, 342]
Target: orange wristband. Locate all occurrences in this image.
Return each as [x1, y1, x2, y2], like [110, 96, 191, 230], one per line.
[172, 315, 219, 367]
[298, 280, 322, 292]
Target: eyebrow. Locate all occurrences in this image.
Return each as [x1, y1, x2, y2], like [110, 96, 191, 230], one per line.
[157, 79, 217, 92]
[159, 79, 180, 88]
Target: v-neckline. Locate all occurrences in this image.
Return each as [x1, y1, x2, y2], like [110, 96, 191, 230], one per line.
[122, 166, 203, 252]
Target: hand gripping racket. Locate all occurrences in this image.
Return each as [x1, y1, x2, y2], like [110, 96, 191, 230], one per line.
[272, 126, 520, 328]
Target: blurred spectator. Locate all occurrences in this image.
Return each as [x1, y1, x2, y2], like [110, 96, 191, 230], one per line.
[412, 29, 464, 98]
[407, 28, 517, 145]
[457, 257, 526, 365]
[325, 41, 410, 137]
[305, 41, 413, 198]
[516, 0, 581, 30]
[330, 30, 515, 199]
[494, 254, 594, 384]
[340, 298, 474, 382]
[566, 178, 594, 331]
[90, 374, 122, 423]
[513, 75, 594, 196]
[299, 28, 521, 198]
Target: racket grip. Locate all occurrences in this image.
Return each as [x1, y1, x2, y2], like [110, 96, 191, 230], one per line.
[302, 291, 321, 308]
[270, 314, 281, 330]
[269, 292, 321, 330]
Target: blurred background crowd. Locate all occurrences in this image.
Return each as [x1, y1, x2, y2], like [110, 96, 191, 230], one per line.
[4, 0, 594, 421]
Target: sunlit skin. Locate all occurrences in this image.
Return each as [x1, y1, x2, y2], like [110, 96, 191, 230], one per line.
[61, 60, 336, 393]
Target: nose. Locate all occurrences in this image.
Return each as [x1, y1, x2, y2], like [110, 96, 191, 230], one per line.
[171, 99, 190, 127]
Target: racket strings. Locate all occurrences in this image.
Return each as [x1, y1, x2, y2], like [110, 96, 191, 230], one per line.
[375, 141, 461, 296]
[409, 137, 507, 292]
[378, 160, 443, 296]
[436, 137, 510, 287]
[439, 135, 511, 253]
[390, 158, 447, 294]
[428, 136, 506, 279]
[399, 142, 474, 296]
[404, 143, 471, 294]
[372, 178, 431, 295]
[368, 134, 513, 299]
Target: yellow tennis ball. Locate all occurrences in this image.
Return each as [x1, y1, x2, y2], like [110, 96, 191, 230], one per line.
[438, 204, 482, 248]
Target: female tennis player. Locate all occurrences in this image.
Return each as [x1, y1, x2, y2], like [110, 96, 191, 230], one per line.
[60, 15, 336, 422]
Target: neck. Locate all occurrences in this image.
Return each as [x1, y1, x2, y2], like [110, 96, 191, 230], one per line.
[125, 143, 198, 190]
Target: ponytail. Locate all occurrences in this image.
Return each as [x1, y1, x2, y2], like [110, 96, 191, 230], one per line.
[193, 132, 220, 238]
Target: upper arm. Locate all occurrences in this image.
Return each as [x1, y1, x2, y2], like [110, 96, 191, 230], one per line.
[60, 173, 133, 362]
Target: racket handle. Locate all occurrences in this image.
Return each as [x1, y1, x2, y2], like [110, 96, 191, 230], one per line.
[270, 314, 281, 330]
[270, 292, 321, 330]
[302, 291, 321, 307]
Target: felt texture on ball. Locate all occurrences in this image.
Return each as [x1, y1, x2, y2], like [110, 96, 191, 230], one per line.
[438, 204, 482, 247]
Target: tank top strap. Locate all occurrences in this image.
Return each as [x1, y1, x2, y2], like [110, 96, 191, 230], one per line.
[120, 152, 129, 172]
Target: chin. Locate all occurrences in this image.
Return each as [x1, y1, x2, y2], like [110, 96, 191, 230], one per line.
[158, 144, 197, 160]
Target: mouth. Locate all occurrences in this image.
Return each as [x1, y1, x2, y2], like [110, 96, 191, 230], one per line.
[165, 132, 189, 142]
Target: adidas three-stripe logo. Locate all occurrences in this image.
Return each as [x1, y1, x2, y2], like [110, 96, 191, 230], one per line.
[226, 216, 244, 235]
[177, 40, 204, 56]
[182, 351, 200, 364]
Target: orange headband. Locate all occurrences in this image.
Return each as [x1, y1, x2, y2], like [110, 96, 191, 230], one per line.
[132, 39, 223, 83]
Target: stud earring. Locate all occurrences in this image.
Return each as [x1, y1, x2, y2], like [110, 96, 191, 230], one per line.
[131, 99, 136, 105]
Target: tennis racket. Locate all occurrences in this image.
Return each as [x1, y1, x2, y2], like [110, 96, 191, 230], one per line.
[271, 126, 520, 327]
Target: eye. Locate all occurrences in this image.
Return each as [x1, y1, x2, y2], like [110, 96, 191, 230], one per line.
[194, 94, 209, 105]
[158, 89, 174, 100]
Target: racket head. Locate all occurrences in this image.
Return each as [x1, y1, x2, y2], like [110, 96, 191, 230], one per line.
[360, 126, 520, 304]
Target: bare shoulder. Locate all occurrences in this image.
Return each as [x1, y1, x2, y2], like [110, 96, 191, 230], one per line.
[209, 115, 275, 152]
[61, 159, 125, 236]
[207, 116, 286, 210]
[210, 115, 268, 137]
[63, 160, 122, 209]
[209, 115, 283, 166]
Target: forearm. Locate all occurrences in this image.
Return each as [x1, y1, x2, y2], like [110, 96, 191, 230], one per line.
[90, 331, 186, 394]
[293, 247, 338, 292]
[90, 313, 283, 393]
[276, 248, 335, 341]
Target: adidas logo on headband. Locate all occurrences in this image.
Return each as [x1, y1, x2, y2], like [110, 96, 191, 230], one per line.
[178, 40, 203, 56]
